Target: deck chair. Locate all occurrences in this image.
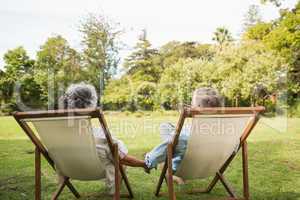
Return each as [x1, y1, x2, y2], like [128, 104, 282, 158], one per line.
[13, 108, 134, 200]
[155, 106, 265, 200]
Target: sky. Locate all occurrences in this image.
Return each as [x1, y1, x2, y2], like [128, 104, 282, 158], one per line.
[0, 0, 298, 69]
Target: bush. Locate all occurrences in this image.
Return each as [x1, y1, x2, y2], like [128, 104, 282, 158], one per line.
[289, 100, 300, 117]
[135, 82, 156, 110]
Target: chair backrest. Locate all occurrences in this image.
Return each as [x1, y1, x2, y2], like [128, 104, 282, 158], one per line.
[175, 114, 254, 180]
[24, 116, 105, 180]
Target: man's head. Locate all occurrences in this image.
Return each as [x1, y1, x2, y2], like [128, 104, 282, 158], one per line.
[59, 83, 98, 109]
[191, 87, 222, 108]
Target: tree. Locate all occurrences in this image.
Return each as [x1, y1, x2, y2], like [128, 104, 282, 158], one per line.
[157, 59, 206, 109]
[0, 47, 42, 112]
[157, 41, 285, 108]
[3, 46, 34, 76]
[102, 75, 135, 110]
[80, 14, 122, 98]
[214, 42, 285, 106]
[243, 22, 273, 40]
[243, 5, 262, 29]
[159, 41, 214, 68]
[135, 82, 156, 110]
[123, 30, 160, 82]
[240, 1, 300, 105]
[212, 27, 234, 49]
[260, 0, 282, 7]
[105, 30, 161, 110]
[35, 35, 83, 108]
[104, 39, 215, 111]
[262, 1, 300, 96]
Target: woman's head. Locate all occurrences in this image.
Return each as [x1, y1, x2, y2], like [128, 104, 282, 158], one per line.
[191, 87, 223, 107]
[59, 83, 98, 109]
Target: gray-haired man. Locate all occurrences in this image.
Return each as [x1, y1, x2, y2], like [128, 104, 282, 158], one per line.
[144, 88, 223, 177]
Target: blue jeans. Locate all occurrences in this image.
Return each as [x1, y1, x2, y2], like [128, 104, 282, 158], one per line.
[145, 123, 190, 172]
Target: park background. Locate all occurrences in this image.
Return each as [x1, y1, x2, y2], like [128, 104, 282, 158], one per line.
[0, 0, 299, 199]
[0, 0, 299, 115]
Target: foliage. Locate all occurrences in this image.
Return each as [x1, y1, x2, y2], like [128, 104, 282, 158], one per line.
[212, 27, 234, 48]
[214, 42, 285, 106]
[0, 47, 42, 112]
[289, 99, 300, 117]
[243, 2, 300, 102]
[157, 59, 206, 109]
[124, 32, 160, 82]
[0, 14, 122, 112]
[135, 82, 157, 110]
[260, 0, 283, 7]
[158, 41, 214, 68]
[106, 33, 161, 110]
[157, 42, 284, 108]
[105, 39, 284, 110]
[105, 39, 215, 110]
[80, 14, 122, 93]
[35, 35, 84, 108]
[243, 4, 262, 29]
[243, 22, 273, 40]
[1, 2, 300, 114]
[102, 76, 133, 110]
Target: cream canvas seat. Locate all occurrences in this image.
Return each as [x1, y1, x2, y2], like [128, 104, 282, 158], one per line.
[155, 106, 265, 200]
[13, 108, 133, 200]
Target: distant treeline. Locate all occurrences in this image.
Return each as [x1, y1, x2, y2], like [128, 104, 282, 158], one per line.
[0, 2, 299, 115]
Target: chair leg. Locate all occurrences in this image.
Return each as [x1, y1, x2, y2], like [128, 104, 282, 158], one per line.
[206, 173, 219, 193]
[35, 147, 80, 200]
[119, 164, 134, 198]
[164, 176, 168, 186]
[65, 180, 80, 198]
[242, 141, 249, 200]
[35, 147, 41, 200]
[52, 178, 67, 200]
[155, 162, 168, 196]
[167, 144, 175, 200]
[206, 153, 236, 193]
[217, 172, 237, 198]
[114, 144, 121, 200]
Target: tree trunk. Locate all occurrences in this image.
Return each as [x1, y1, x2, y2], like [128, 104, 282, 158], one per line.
[235, 97, 239, 107]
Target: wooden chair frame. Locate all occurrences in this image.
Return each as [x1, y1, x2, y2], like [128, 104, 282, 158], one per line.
[154, 106, 265, 200]
[13, 108, 134, 200]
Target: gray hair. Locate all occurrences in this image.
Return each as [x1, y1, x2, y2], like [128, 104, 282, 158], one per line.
[59, 83, 98, 109]
[191, 87, 223, 107]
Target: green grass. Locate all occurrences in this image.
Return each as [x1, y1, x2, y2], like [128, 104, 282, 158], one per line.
[0, 113, 299, 200]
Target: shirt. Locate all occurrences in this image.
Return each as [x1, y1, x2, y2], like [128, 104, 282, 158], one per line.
[92, 127, 128, 194]
[92, 127, 128, 159]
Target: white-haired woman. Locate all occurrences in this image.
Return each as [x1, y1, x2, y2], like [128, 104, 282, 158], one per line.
[59, 83, 147, 195]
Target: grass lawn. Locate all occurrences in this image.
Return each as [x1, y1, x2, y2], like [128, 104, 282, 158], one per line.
[0, 112, 299, 200]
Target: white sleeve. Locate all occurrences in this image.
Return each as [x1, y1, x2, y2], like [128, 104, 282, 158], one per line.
[112, 137, 128, 159]
[93, 127, 128, 159]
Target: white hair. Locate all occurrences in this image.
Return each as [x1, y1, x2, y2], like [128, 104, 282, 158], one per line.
[59, 83, 98, 109]
[191, 87, 223, 107]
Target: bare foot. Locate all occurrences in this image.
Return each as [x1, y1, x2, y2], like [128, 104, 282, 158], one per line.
[173, 176, 185, 185]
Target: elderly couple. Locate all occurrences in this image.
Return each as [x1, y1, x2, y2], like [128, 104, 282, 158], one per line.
[59, 83, 222, 194]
